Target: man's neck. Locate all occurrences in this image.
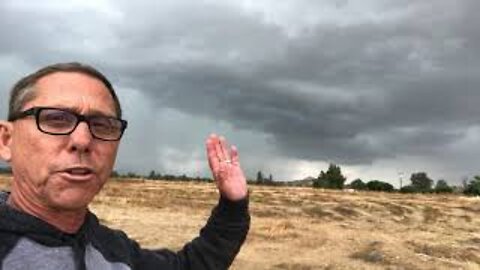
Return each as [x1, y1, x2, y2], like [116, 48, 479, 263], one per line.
[7, 190, 87, 234]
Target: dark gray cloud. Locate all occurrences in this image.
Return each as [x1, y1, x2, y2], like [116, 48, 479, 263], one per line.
[110, 0, 480, 163]
[1, 0, 479, 183]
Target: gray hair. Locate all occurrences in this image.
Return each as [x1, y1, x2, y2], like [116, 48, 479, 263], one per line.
[7, 62, 122, 120]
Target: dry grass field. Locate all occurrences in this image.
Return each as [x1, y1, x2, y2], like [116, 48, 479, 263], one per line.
[1, 175, 480, 269]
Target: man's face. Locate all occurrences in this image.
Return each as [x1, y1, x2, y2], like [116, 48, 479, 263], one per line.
[8, 72, 120, 211]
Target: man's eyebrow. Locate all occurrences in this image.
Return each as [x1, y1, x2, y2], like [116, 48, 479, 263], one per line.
[51, 106, 116, 118]
[85, 109, 117, 117]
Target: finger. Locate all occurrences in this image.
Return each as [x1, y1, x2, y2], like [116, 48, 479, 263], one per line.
[215, 136, 226, 162]
[219, 136, 231, 161]
[206, 135, 220, 173]
[231, 145, 240, 166]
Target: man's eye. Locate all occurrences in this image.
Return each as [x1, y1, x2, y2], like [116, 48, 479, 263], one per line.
[91, 118, 121, 131]
[44, 113, 71, 122]
[46, 114, 69, 121]
[92, 121, 108, 128]
[40, 110, 75, 126]
[92, 119, 114, 129]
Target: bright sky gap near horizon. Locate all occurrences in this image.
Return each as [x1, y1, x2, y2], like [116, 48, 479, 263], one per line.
[0, 0, 479, 186]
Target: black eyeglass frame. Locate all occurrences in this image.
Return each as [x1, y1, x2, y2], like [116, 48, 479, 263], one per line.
[9, 106, 128, 141]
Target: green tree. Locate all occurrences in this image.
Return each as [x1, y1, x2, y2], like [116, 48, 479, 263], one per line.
[126, 172, 139, 178]
[349, 179, 367, 190]
[464, 176, 480, 196]
[366, 180, 394, 192]
[410, 172, 433, 192]
[148, 170, 157, 180]
[434, 179, 453, 193]
[110, 170, 119, 178]
[313, 164, 346, 189]
[400, 185, 417, 193]
[256, 171, 264, 183]
[0, 166, 11, 174]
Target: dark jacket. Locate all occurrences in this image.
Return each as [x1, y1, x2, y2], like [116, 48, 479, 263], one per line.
[0, 191, 249, 270]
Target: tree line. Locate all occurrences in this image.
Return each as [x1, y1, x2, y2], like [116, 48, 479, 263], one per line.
[3, 163, 480, 196]
[0, 167, 12, 174]
[313, 163, 480, 196]
[111, 170, 212, 182]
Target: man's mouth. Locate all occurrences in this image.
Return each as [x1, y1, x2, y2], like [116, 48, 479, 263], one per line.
[61, 167, 95, 180]
[65, 168, 93, 176]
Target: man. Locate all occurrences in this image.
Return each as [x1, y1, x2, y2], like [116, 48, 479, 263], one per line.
[0, 62, 250, 270]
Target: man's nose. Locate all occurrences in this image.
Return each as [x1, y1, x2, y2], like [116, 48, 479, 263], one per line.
[68, 121, 93, 152]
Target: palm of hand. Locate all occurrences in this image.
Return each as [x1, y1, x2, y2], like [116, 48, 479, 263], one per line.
[206, 134, 248, 201]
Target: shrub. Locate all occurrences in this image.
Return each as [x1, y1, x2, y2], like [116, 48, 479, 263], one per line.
[464, 176, 480, 196]
[366, 180, 394, 192]
[350, 179, 367, 190]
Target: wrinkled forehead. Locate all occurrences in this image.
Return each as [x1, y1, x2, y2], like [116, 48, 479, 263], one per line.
[27, 72, 117, 117]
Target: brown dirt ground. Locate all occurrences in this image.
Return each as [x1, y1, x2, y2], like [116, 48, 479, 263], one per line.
[1, 176, 480, 269]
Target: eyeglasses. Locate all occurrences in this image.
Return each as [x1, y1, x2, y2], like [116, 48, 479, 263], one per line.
[9, 107, 128, 141]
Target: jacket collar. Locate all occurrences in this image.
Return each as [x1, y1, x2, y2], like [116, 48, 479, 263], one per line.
[0, 191, 99, 247]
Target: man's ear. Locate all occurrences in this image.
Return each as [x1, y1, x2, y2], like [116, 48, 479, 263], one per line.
[0, 121, 13, 162]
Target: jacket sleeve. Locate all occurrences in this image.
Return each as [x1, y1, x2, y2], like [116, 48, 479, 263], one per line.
[130, 195, 250, 270]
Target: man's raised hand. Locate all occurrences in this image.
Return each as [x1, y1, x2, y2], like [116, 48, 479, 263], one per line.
[206, 134, 248, 201]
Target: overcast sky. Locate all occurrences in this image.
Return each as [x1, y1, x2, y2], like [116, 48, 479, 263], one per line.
[1, 0, 479, 186]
